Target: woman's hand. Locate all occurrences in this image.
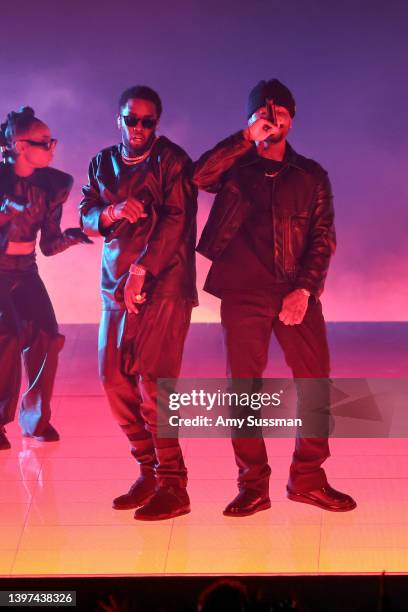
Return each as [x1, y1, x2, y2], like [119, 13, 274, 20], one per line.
[64, 227, 93, 244]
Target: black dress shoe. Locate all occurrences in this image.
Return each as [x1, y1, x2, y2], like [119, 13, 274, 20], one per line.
[113, 475, 156, 510]
[134, 485, 191, 521]
[287, 484, 357, 512]
[0, 427, 11, 450]
[223, 489, 271, 517]
[23, 423, 60, 442]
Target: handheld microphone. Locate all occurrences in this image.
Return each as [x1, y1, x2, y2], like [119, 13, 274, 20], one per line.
[113, 187, 153, 235]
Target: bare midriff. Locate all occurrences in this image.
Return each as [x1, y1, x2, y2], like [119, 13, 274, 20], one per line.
[5, 241, 36, 255]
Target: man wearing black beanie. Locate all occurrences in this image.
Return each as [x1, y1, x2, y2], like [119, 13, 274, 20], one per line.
[193, 79, 356, 516]
[247, 79, 296, 120]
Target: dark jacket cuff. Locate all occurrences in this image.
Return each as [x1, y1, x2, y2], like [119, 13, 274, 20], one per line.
[81, 206, 109, 237]
[293, 277, 321, 297]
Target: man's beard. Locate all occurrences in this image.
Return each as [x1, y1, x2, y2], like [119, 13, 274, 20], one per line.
[264, 132, 285, 145]
[125, 132, 156, 156]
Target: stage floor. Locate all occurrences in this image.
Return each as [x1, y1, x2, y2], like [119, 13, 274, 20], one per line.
[1, 323, 407, 576]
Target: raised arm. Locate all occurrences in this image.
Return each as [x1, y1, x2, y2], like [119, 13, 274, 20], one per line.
[192, 131, 253, 193]
[193, 112, 277, 193]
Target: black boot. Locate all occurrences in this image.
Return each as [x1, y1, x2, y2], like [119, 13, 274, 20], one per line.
[223, 488, 271, 517]
[23, 423, 60, 442]
[134, 485, 190, 521]
[0, 427, 11, 450]
[113, 439, 157, 510]
[287, 484, 357, 512]
[113, 470, 157, 510]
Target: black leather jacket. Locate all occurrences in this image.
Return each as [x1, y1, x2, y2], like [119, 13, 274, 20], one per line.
[79, 137, 197, 310]
[193, 131, 336, 297]
[0, 162, 74, 271]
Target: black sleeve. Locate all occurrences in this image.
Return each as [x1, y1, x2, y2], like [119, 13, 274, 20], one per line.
[39, 174, 75, 256]
[192, 131, 253, 193]
[79, 157, 110, 237]
[293, 172, 336, 296]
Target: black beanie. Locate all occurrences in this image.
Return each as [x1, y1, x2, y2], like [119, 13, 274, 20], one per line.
[247, 79, 296, 119]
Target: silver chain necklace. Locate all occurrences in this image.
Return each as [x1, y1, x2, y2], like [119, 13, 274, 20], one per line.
[121, 138, 157, 166]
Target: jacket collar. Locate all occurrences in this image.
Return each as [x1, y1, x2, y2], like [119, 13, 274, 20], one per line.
[0, 160, 39, 184]
[239, 141, 306, 173]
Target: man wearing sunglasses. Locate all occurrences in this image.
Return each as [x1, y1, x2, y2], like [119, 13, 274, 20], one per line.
[80, 86, 197, 521]
[193, 79, 356, 516]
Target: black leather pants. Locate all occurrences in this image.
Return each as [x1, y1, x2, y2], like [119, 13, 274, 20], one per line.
[98, 297, 192, 487]
[0, 269, 64, 435]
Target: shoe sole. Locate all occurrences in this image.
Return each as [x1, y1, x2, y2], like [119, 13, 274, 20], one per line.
[134, 505, 191, 521]
[223, 499, 271, 517]
[22, 433, 59, 442]
[113, 493, 155, 511]
[287, 492, 357, 512]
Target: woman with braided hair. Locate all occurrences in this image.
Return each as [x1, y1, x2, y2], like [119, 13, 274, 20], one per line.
[0, 106, 92, 449]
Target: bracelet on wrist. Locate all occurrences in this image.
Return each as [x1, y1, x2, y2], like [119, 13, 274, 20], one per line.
[106, 204, 117, 223]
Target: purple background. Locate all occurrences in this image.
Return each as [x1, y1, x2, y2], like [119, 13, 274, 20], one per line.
[1, 0, 407, 322]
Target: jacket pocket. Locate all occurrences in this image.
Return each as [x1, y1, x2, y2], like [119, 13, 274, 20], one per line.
[197, 188, 244, 260]
[290, 214, 309, 260]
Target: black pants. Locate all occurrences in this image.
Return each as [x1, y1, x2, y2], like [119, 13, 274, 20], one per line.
[221, 291, 331, 494]
[98, 297, 192, 487]
[0, 270, 64, 435]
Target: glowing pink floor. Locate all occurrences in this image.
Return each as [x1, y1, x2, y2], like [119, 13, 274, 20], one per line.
[1, 323, 407, 576]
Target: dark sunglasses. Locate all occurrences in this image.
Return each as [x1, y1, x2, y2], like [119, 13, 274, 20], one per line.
[121, 115, 157, 129]
[17, 138, 58, 150]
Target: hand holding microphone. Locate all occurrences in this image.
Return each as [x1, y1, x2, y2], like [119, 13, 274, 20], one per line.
[64, 227, 93, 245]
[102, 187, 152, 230]
[245, 98, 281, 143]
[109, 197, 148, 223]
